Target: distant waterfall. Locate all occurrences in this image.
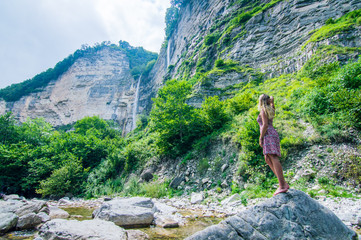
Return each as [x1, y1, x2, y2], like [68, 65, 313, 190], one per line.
[167, 39, 171, 67]
[132, 75, 141, 130]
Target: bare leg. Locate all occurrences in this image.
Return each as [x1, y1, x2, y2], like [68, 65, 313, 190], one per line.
[264, 155, 276, 176]
[268, 154, 289, 196]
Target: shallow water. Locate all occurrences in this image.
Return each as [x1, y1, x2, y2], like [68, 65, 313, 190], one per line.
[1, 207, 222, 240]
[0, 230, 36, 240]
[139, 216, 222, 239]
[61, 206, 94, 221]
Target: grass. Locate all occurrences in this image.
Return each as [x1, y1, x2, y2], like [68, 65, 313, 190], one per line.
[303, 9, 361, 49]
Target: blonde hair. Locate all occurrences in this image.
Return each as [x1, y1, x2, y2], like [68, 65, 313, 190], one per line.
[258, 94, 275, 120]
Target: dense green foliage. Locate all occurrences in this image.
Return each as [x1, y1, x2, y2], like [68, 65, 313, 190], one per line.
[149, 79, 229, 156]
[0, 115, 124, 197]
[118, 41, 158, 78]
[0, 41, 157, 102]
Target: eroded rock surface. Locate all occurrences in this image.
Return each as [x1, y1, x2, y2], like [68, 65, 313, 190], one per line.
[93, 197, 154, 228]
[186, 189, 357, 240]
[39, 219, 127, 240]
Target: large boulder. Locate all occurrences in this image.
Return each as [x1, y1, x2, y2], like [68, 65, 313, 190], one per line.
[3, 194, 21, 201]
[93, 197, 154, 228]
[48, 206, 70, 219]
[186, 189, 357, 240]
[16, 213, 43, 230]
[15, 200, 47, 217]
[0, 199, 25, 214]
[169, 176, 184, 189]
[140, 169, 154, 182]
[0, 213, 18, 234]
[39, 219, 127, 240]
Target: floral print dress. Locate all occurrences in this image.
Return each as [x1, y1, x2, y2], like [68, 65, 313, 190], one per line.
[257, 113, 281, 157]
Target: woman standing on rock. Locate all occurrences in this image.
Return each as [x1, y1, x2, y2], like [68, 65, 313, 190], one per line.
[257, 94, 289, 196]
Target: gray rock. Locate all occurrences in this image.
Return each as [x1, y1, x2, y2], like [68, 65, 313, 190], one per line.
[191, 192, 204, 204]
[126, 229, 150, 240]
[0, 199, 25, 214]
[201, 178, 210, 184]
[39, 219, 127, 240]
[16, 212, 43, 230]
[221, 194, 241, 206]
[58, 198, 71, 205]
[39, 206, 50, 215]
[169, 176, 184, 189]
[186, 190, 357, 240]
[154, 215, 179, 228]
[15, 200, 47, 217]
[37, 212, 51, 223]
[3, 194, 21, 201]
[49, 206, 70, 219]
[93, 197, 154, 228]
[221, 180, 228, 188]
[153, 201, 177, 214]
[141, 169, 154, 182]
[0, 212, 18, 234]
[221, 164, 228, 172]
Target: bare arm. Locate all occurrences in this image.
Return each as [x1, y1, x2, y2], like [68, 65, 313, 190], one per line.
[259, 110, 268, 147]
[260, 110, 269, 139]
[270, 96, 275, 111]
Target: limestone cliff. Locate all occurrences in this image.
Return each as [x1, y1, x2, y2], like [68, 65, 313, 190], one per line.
[148, 0, 361, 106]
[0, 47, 147, 133]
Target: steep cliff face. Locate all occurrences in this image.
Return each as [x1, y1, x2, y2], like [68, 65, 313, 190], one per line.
[0, 47, 144, 133]
[148, 0, 361, 106]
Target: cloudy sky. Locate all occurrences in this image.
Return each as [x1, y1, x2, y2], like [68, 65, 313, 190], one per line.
[0, 0, 170, 89]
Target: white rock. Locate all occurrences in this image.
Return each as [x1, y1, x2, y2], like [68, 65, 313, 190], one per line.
[191, 192, 204, 204]
[39, 219, 127, 240]
[49, 206, 70, 219]
[202, 178, 210, 184]
[221, 194, 241, 206]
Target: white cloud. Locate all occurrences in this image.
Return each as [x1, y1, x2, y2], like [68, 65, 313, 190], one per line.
[0, 0, 170, 89]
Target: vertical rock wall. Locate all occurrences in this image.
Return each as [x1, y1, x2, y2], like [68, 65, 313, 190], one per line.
[0, 47, 140, 133]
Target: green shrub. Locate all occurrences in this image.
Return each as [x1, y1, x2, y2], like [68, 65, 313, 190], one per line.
[235, 12, 252, 25]
[325, 18, 335, 25]
[317, 176, 330, 185]
[227, 90, 256, 114]
[141, 181, 168, 198]
[198, 158, 210, 174]
[201, 95, 230, 131]
[37, 156, 87, 197]
[204, 31, 221, 46]
[332, 57, 361, 89]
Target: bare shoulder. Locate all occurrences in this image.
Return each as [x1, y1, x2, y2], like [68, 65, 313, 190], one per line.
[260, 109, 268, 120]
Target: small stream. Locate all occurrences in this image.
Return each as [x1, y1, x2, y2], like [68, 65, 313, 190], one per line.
[0, 207, 223, 240]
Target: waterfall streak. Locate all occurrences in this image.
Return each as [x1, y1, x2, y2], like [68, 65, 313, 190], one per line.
[132, 75, 141, 130]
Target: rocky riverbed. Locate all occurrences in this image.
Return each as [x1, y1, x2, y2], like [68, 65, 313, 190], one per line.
[1, 192, 360, 239]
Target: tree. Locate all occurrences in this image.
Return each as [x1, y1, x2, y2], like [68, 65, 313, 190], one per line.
[149, 79, 204, 156]
[0, 112, 19, 144]
[165, 7, 179, 39]
[201, 96, 229, 131]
